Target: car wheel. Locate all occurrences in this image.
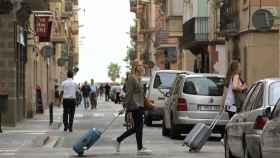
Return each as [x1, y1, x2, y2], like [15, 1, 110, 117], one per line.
[144, 115, 152, 126]
[162, 118, 169, 136]
[225, 134, 235, 158]
[170, 117, 180, 139]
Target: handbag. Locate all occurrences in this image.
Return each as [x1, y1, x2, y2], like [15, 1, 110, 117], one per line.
[144, 97, 154, 110]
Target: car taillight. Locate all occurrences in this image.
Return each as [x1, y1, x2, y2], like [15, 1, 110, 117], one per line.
[177, 98, 188, 111]
[254, 116, 268, 130]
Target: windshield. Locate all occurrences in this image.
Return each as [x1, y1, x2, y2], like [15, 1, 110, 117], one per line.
[183, 77, 224, 96]
[269, 81, 280, 106]
[153, 72, 178, 89]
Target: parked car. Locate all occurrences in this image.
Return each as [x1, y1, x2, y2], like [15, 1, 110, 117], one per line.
[145, 70, 193, 126]
[224, 78, 280, 158]
[162, 73, 227, 139]
[109, 85, 123, 103]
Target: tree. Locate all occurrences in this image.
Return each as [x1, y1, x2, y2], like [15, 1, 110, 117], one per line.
[124, 41, 136, 70]
[107, 63, 121, 82]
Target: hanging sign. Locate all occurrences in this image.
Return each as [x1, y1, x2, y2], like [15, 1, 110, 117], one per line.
[34, 15, 52, 42]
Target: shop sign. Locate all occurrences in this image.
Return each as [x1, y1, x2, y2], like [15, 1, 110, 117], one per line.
[35, 15, 52, 42]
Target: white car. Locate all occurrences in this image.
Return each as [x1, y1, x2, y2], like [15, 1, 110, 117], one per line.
[145, 70, 193, 126]
[162, 73, 228, 139]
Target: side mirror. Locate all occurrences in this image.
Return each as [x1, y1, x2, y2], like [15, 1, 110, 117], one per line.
[165, 91, 171, 97]
[265, 107, 272, 119]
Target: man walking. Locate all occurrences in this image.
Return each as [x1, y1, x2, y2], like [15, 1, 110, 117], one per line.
[61, 71, 80, 132]
[81, 81, 91, 109]
[90, 79, 97, 109]
[105, 83, 111, 102]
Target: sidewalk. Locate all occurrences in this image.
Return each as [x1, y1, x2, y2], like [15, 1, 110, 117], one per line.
[0, 106, 63, 149]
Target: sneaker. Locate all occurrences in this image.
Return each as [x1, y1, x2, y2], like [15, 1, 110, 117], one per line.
[220, 138, 224, 145]
[137, 147, 152, 155]
[113, 139, 120, 152]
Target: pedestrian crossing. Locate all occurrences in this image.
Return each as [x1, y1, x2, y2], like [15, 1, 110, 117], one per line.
[0, 148, 18, 156]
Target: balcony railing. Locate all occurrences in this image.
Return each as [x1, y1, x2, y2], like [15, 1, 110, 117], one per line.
[155, 29, 177, 49]
[220, 0, 239, 36]
[183, 17, 209, 47]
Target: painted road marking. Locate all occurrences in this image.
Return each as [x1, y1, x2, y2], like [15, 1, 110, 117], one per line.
[93, 113, 105, 117]
[0, 148, 18, 156]
[113, 113, 125, 117]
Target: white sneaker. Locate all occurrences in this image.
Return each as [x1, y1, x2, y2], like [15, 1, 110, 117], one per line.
[137, 147, 152, 155]
[220, 138, 224, 145]
[113, 139, 120, 152]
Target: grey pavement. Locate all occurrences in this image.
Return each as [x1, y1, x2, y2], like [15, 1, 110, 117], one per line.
[0, 99, 225, 158]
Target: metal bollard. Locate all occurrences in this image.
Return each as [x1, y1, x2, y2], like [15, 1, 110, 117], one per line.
[49, 103, 53, 126]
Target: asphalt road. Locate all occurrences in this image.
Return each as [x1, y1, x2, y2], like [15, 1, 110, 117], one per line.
[8, 100, 225, 158]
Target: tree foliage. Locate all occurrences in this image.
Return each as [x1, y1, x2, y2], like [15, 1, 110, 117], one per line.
[107, 63, 121, 82]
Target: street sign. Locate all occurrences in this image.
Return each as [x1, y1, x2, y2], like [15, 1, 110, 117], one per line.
[252, 9, 274, 32]
[41, 46, 53, 58]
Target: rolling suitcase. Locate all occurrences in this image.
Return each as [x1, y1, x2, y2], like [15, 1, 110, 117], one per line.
[183, 112, 224, 152]
[73, 112, 121, 156]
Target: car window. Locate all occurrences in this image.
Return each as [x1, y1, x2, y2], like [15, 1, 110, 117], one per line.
[243, 83, 263, 112]
[251, 84, 264, 110]
[183, 77, 224, 96]
[269, 81, 280, 106]
[153, 72, 178, 89]
[272, 99, 280, 118]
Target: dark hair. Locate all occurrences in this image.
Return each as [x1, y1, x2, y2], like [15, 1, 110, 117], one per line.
[225, 61, 240, 87]
[67, 70, 73, 78]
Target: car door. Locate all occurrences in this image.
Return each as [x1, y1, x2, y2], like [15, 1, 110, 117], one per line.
[170, 76, 184, 122]
[262, 100, 280, 158]
[164, 76, 181, 129]
[227, 83, 263, 156]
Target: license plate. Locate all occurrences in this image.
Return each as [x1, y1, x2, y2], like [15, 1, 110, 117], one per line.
[199, 105, 219, 111]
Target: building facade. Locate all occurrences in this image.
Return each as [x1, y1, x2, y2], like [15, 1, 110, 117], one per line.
[0, 0, 79, 126]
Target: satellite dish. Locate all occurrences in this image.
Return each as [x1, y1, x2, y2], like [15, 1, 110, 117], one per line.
[252, 9, 274, 32]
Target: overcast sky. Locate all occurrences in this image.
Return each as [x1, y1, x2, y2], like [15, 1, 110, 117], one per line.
[74, 0, 134, 83]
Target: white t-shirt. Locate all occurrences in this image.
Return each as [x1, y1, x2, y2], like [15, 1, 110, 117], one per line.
[62, 78, 79, 99]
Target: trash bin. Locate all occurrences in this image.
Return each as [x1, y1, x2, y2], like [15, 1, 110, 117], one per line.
[0, 94, 8, 113]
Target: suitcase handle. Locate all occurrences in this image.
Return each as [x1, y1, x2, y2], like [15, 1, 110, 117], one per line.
[101, 111, 122, 134]
[209, 112, 224, 130]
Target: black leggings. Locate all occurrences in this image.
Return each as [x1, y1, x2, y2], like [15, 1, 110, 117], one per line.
[117, 109, 144, 150]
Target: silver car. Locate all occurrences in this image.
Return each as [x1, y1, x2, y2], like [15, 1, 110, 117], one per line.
[225, 78, 280, 158]
[162, 73, 228, 139]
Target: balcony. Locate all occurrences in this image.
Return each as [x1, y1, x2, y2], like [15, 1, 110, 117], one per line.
[22, 0, 49, 11]
[155, 30, 177, 49]
[71, 21, 79, 35]
[137, 32, 144, 43]
[130, 0, 137, 12]
[183, 17, 209, 48]
[130, 25, 137, 40]
[136, 3, 144, 18]
[220, 0, 239, 36]
[50, 21, 67, 43]
[65, 0, 73, 12]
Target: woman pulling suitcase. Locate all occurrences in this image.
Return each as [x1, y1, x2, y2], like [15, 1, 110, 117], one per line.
[113, 60, 152, 155]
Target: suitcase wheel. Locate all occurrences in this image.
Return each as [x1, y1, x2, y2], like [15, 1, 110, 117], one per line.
[78, 151, 84, 157]
[189, 148, 199, 153]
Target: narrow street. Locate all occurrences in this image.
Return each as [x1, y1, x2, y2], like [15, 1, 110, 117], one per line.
[0, 100, 224, 158]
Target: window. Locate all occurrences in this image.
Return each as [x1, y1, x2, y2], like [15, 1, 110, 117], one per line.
[153, 72, 178, 89]
[269, 82, 280, 106]
[272, 99, 280, 119]
[243, 83, 263, 112]
[251, 84, 264, 110]
[183, 77, 224, 96]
